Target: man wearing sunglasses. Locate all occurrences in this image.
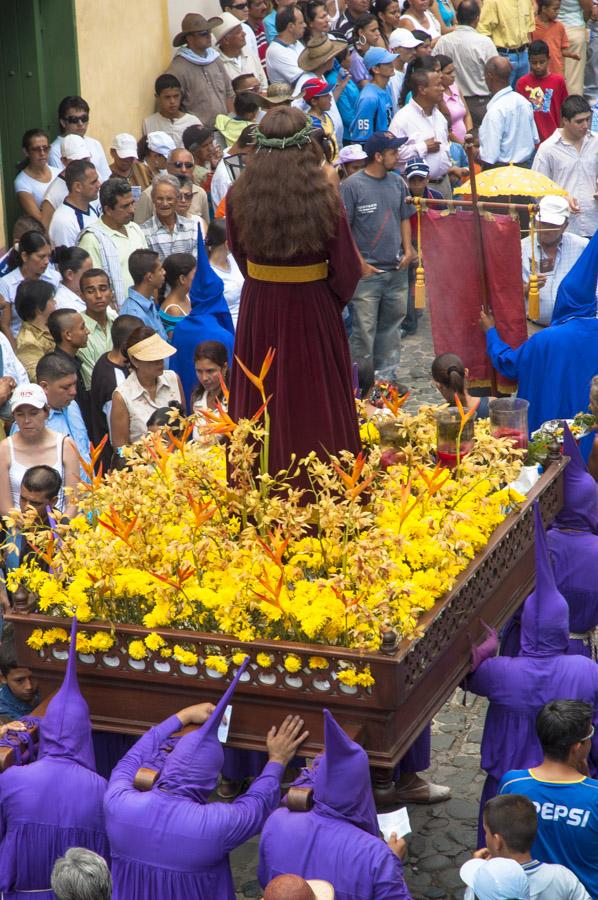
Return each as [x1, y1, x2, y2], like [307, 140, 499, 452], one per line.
[134, 148, 209, 226]
[48, 95, 111, 182]
[167, 13, 235, 129]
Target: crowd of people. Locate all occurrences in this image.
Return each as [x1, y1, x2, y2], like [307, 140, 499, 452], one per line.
[0, 0, 597, 896]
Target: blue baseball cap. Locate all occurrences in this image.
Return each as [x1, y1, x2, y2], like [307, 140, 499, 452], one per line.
[363, 47, 398, 70]
[405, 157, 430, 178]
[364, 131, 407, 158]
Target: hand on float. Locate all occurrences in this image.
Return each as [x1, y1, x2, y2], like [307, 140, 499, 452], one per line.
[177, 702, 216, 727]
[0, 721, 27, 737]
[267, 715, 309, 766]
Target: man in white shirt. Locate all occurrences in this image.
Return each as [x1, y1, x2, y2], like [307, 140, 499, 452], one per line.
[532, 95, 598, 239]
[48, 161, 100, 248]
[211, 126, 257, 208]
[219, 0, 260, 58]
[213, 12, 267, 91]
[432, 0, 496, 127]
[48, 95, 110, 182]
[462, 793, 591, 900]
[40, 135, 92, 231]
[265, 6, 306, 84]
[521, 196, 588, 327]
[479, 57, 538, 167]
[142, 75, 202, 148]
[389, 69, 453, 197]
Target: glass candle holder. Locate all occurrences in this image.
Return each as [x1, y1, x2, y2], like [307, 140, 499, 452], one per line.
[435, 407, 474, 468]
[489, 398, 529, 451]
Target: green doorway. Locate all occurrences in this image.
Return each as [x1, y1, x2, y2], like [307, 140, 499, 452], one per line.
[0, 0, 79, 238]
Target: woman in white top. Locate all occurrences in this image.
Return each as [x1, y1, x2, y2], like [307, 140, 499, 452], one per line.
[399, 0, 443, 40]
[190, 339, 229, 442]
[111, 327, 185, 448]
[0, 383, 79, 518]
[53, 247, 92, 313]
[0, 230, 60, 346]
[14, 130, 60, 223]
[205, 220, 244, 328]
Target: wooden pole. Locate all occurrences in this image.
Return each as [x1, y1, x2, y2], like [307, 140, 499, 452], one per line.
[464, 133, 498, 396]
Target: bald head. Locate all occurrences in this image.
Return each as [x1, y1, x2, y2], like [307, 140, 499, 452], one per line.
[485, 55, 513, 92]
[263, 875, 317, 900]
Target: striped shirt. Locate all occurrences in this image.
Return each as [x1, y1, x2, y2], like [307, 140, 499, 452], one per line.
[140, 214, 197, 262]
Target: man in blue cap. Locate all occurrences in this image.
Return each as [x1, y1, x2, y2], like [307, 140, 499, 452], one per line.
[340, 131, 415, 375]
[349, 47, 398, 142]
[480, 230, 598, 436]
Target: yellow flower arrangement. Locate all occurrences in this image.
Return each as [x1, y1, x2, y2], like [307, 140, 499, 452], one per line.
[10, 400, 525, 690]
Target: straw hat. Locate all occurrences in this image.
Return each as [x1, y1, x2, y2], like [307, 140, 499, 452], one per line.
[173, 13, 223, 47]
[212, 12, 245, 44]
[262, 82, 294, 104]
[298, 35, 348, 72]
[128, 333, 176, 362]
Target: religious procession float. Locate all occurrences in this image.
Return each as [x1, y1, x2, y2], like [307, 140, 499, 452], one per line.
[5, 364, 566, 773]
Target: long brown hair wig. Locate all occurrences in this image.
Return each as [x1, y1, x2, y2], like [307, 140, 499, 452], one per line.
[227, 107, 340, 261]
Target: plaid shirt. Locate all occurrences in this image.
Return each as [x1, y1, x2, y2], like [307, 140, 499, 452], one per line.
[140, 214, 197, 261]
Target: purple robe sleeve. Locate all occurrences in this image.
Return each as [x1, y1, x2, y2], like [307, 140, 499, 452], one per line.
[107, 714, 183, 795]
[223, 760, 284, 852]
[371, 853, 412, 900]
[463, 659, 498, 697]
[326, 209, 363, 308]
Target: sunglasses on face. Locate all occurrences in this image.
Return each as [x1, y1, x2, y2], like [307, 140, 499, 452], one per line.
[188, 29, 211, 37]
[65, 114, 89, 124]
[179, 192, 193, 201]
[172, 160, 194, 169]
[232, 2, 248, 7]
[30, 146, 50, 153]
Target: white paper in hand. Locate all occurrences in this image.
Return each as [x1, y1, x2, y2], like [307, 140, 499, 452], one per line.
[377, 807, 411, 841]
[218, 704, 232, 743]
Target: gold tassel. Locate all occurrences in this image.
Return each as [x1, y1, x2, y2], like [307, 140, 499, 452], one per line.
[528, 205, 540, 322]
[414, 199, 426, 309]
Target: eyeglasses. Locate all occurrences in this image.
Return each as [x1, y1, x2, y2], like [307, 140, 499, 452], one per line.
[232, 2, 248, 7]
[172, 161, 194, 169]
[65, 114, 89, 124]
[187, 29, 211, 37]
[29, 145, 50, 153]
[179, 192, 193, 201]
[581, 726, 595, 742]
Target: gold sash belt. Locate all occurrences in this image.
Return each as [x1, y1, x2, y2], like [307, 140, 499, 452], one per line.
[247, 260, 328, 283]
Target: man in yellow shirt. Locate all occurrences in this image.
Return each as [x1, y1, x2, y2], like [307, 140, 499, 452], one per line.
[478, 0, 535, 86]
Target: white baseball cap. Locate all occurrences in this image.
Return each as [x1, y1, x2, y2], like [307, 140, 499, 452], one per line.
[112, 133, 139, 160]
[338, 144, 368, 165]
[460, 858, 530, 900]
[388, 27, 424, 50]
[61, 134, 90, 161]
[147, 131, 177, 158]
[537, 194, 570, 226]
[10, 383, 48, 412]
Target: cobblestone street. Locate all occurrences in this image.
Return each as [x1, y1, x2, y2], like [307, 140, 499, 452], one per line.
[232, 312, 490, 899]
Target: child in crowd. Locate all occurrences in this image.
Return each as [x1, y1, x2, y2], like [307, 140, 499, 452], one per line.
[231, 73, 261, 95]
[532, 0, 580, 78]
[215, 92, 262, 147]
[402, 160, 444, 336]
[431, 352, 492, 417]
[142, 74, 202, 148]
[516, 40, 568, 143]
[336, 144, 368, 180]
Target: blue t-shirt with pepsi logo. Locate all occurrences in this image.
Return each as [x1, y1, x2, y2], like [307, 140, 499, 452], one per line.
[499, 769, 598, 898]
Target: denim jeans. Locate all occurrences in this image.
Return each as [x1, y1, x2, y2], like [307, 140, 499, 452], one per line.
[498, 48, 529, 87]
[349, 268, 408, 375]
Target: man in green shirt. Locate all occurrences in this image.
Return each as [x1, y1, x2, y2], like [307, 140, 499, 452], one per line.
[77, 269, 117, 390]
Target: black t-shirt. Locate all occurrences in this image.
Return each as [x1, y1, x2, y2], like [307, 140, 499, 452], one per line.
[90, 352, 128, 471]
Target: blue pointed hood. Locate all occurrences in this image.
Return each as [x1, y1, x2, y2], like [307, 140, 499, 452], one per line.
[170, 224, 235, 406]
[313, 709, 379, 836]
[551, 230, 598, 326]
[38, 617, 96, 770]
[520, 503, 570, 657]
[155, 657, 249, 802]
[553, 423, 598, 533]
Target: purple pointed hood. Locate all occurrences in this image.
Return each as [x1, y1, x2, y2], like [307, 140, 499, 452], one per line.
[553, 424, 598, 533]
[313, 709, 379, 836]
[155, 658, 249, 803]
[520, 503, 570, 657]
[38, 617, 96, 770]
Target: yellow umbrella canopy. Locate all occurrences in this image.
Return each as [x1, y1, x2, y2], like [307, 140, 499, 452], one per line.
[454, 163, 569, 198]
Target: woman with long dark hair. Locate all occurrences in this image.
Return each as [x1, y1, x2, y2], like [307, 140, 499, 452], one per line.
[14, 129, 60, 222]
[227, 106, 363, 484]
[0, 230, 59, 348]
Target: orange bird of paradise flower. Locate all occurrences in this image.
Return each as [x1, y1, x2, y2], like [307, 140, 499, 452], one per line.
[331, 452, 376, 501]
[454, 393, 480, 425]
[235, 347, 276, 402]
[382, 386, 410, 416]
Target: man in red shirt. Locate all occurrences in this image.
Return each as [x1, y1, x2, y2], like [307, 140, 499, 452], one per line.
[516, 39, 568, 143]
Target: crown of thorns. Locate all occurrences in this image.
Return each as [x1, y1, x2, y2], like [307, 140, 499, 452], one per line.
[254, 122, 314, 150]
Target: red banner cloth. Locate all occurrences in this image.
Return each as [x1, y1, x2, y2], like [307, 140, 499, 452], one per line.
[421, 208, 528, 390]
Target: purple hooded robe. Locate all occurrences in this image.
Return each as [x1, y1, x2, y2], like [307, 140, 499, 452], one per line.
[0, 619, 109, 900]
[104, 659, 286, 900]
[547, 425, 598, 658]
[466, 504, 598, 846]
[258, 709, 412, 900]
